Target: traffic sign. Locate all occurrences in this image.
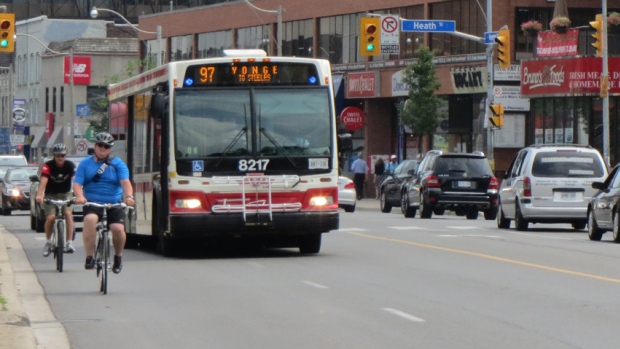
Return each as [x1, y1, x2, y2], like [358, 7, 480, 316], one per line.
[380, 15, 400, 54]
[401, 20, 455, 33]
[484, 32, 498, 44]
[76, 104, 91, 117]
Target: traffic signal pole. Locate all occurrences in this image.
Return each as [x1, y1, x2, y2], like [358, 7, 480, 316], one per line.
[602, 0, 610, 166]
[485, 0, 494, 162]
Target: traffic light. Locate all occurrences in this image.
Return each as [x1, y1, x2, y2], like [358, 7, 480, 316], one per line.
[495, 29, 511, 69]
[0, 13, 15, 53]
[360, 17, 380, 57]
[589, 14, 604, 57]
[489, 104, 504, 128]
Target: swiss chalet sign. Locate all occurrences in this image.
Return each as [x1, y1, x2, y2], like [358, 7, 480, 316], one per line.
[521, 57, 619, 97]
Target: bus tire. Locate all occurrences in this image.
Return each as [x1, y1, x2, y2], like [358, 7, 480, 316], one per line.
[299, 234, 321, 254]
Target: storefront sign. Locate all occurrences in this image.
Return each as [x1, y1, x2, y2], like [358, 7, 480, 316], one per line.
[494, 64, 521, 81]
[64, 56, 92, 85]
[340, 106, 366, 131]
[521, 57, 620, 96]
[391, 69, 412, 97]
[450, 66, 487, 94]
[493, 86, 530, 111]
[347, 72, 378, 98]
[536, 29, 578, 57]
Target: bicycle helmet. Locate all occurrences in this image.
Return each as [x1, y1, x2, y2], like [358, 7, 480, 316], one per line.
[52, 143, 68, 155]
[95, 132, 115, 146]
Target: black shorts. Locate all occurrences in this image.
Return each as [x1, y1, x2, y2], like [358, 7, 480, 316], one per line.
[83, 205, 126, 227]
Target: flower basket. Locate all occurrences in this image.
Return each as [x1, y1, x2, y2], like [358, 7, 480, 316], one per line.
[521, 20, 542, 36]
[550, 16, 571, 34]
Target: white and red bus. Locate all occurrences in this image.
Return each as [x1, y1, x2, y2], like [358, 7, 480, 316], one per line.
[108, 50, 339, 255]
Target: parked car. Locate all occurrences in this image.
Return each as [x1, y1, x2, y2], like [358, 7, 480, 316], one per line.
[404, 150, 498, 220]
[587, 164, 620, 241]
[1, 166, 38, 215]
[0, 155, 28, 167]
[29, 156, 88, 232]
[379, 159, 420, 214]
[497, 144, 608, 231]
[337, 176, 356, 212]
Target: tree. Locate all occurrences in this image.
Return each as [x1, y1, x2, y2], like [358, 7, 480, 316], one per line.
[399, 45, 444, 152]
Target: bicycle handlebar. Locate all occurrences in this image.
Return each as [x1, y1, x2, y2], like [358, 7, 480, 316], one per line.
[83, 202, 134, 210]
[44, 198, 76, 207]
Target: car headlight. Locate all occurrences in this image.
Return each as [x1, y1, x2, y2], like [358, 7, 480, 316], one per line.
[174, 199, 202, 209]
[10, 188, 20, 197]
[309, 196, 334, 206]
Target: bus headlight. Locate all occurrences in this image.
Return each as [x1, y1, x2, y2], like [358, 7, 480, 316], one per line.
[309, 196, 334, 206]
[175, 199, 202, 209]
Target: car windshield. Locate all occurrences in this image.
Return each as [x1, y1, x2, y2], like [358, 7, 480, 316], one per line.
[434, 156, 492, 176]
[532, 152, 605, 178]
[8, 167, 37, 181]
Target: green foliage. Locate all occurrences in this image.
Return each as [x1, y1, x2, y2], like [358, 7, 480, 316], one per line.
[399, 45, 444, 136]
[88, 57, 155, 133]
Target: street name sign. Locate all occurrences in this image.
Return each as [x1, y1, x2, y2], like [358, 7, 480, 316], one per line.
[401, 20, 456, 33]
[484, 32, 498, 44]
[380, 15, 400, 54]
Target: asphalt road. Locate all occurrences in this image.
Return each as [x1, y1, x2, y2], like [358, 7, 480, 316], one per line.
[5, 207, 620, 349]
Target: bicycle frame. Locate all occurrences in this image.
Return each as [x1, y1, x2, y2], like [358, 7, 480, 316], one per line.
[86, 202, 126, 295]
[44, 198, 73, 273]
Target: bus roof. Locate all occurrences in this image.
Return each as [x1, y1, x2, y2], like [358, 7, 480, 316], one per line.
[222, 49, 267, 57]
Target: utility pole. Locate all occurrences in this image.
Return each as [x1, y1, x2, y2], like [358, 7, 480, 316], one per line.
[602, 0, 610, 166]
[485, 0, 494, 162]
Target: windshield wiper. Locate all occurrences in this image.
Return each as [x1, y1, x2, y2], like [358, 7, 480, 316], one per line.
[211, 127, 247, 169]
[259, 127, 301, 172]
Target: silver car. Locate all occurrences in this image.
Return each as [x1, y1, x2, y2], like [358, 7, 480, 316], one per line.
[338, 176, 356, 212]
[497, 145, 608, 231]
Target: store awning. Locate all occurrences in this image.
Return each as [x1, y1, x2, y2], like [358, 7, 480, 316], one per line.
[30, 127, 47, 148]
[46, 126, 64, 149]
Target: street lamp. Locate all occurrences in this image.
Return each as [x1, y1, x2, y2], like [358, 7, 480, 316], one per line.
[243, 0, 282, 56]
[89, 6, 162, 66]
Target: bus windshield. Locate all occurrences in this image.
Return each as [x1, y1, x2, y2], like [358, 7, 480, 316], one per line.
[174, 87, 332, 158]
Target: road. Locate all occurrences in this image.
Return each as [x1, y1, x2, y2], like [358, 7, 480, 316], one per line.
[4, 208, 620, 349]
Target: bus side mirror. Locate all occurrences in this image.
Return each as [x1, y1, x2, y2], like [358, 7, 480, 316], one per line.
[150, 93, 166, 119]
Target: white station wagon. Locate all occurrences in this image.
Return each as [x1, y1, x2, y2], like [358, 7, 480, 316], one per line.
[496, 145, 608, 231]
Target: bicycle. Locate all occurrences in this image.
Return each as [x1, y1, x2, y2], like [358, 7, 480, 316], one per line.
[84, 202, 128, 294]
[44, 198, 75, 273]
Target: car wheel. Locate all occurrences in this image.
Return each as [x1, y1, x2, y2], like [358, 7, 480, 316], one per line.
[401, 192, 416, 218]
[419, 194, 432, 219]
[380, 189, 392, 213]
[344, 204, 356, 213]
[514, 203, 529, 231]
[433, 209, 445, 215]
[497, 202, 511, 229]
[484, 205, 498, 221]
[587, 209, 603, 241]
[466, 210, 479, 220]
[613, 212, 620, 243]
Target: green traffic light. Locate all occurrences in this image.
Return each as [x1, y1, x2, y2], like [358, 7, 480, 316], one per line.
[366, 43, 375, 51]
[0, 40, 8, 48]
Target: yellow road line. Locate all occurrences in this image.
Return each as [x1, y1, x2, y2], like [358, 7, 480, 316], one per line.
[350, 231, 620, 284]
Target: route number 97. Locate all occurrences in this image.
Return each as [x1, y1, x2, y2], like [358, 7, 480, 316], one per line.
[238, 159, 270, 171]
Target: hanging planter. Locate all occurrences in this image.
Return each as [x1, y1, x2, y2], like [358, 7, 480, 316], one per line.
[521, 20, 542, 37]
[550, 16, 571, 34]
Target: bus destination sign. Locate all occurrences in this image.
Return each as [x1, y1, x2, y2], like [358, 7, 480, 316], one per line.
[183, 62, 320, 87]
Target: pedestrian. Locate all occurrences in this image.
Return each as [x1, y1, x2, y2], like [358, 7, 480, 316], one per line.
[374, 157, 386, 200]
[386, 154, 398, 174]
[36, 143, 77, 256]
[350, 152, 369, 200]
[73, 132, 135, 274]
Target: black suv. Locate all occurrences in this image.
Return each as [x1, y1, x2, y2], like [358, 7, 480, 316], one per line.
[404, 151, 499, 220]
[379, 159, 419, 214]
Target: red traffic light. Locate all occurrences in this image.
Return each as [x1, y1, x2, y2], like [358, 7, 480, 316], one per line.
[0, 20, 10, 30]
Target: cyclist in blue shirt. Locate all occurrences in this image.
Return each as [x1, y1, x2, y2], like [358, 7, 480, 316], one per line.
[73, 133, 135, 274]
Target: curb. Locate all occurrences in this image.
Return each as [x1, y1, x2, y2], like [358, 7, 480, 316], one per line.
[0, 226, 70, 349]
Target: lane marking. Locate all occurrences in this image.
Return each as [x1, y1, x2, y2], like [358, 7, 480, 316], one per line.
[382, 308, 425, 322]
[463, 234, 501, 238]
[446, 226, 478, 230]
[349, 231, 620, 284]
[388, 226, 425, 230]
[302, 280, 329, 289]
[336, 228, 368, 232]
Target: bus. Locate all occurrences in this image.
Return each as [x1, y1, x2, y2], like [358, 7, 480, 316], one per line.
[108, 50, 340, 256]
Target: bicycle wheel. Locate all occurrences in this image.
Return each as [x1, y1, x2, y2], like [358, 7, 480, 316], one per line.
[56, 220, 65, 273]
[101, 231, 109, 294]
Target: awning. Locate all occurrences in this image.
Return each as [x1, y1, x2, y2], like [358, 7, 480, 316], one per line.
[46, 126, 64, 149]
[332, 74, 345, 116]
[30, 127, 47, 148]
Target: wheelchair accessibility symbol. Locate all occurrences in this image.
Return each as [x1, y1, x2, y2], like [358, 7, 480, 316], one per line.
[192, 160, 204, 172]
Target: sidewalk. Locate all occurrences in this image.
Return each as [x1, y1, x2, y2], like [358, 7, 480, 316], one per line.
[0, 226, 70, 349]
